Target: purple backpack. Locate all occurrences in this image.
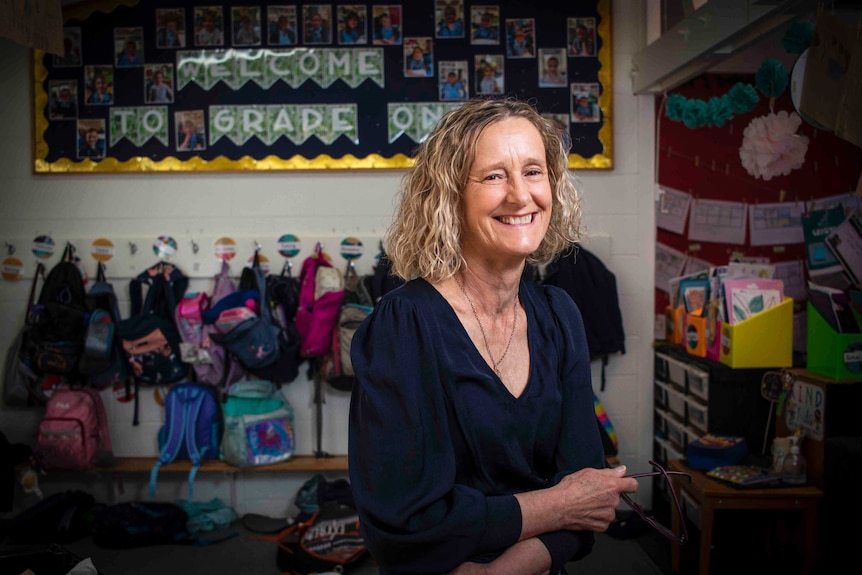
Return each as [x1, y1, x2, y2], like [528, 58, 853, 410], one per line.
[175, 261, 244, 391]
[150, 381, 223, 500]
[34, 385, 114, 471]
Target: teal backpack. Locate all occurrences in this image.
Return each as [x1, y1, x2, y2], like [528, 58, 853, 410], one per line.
[220, 380, 295, 467]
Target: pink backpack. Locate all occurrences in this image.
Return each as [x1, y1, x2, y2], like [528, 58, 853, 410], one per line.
[35, 385, 114, 471]
[295, 244, 345, 357]
[175, 260, 245, 390]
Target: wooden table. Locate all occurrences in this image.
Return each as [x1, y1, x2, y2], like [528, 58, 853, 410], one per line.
[668, 459, 822, 575]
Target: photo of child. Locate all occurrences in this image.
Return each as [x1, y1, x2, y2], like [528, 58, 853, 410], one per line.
[195, 6, 225, 46]
[115, 27, 144, 67]
[145, 64, 175, 104]
[438, 61, 468, 101]
[175, 110, 207, 152]
[568, 18, 597, 57]
[156, 8, 186, 48]
[470, 6, 499, 45]
[505, 18, 535, 58]
[77, 119, 106, 160]
[84, 66, 114, 105]
[232, 6, 262, 46]
[538, 48, 567, 87]
[474, 55, 503, 95]
[435, 1, 465, 39]
[571, 83, 601, 123]
[53, 27, 82, 67]
[372, 5, 402, 45]
[268, 6, 298, 46]
[404, 37, 433, 77]
[337, 5, 367, 45]
[49, 80, 78, 120]
[303, 5, 333, 44]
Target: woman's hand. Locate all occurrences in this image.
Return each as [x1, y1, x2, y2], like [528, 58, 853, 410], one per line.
[517, 466, 638, 537]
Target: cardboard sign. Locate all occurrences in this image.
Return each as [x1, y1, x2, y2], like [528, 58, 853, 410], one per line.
[784, 379, 825, 441]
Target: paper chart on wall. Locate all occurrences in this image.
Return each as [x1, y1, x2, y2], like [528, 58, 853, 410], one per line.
[656, 186, 691, 235]
[748, 201, 804, 246]
[655, 242, 687, 292]
[688, 198, 747, 245]
[811, 191, 862, 215]
[682, 254, 714, 276]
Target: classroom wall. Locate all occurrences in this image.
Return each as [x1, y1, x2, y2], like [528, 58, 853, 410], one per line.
[0, 0, 658, 516]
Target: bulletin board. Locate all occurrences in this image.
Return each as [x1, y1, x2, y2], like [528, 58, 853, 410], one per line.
[33, 0, 612, 173]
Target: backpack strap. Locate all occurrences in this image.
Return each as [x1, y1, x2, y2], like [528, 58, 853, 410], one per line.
[149, 385, 194, 497]
[25, 262, 45, 325]
[183, 385, 210, 501]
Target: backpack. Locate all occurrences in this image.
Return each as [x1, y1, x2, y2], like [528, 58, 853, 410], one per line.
[370, 247, 405, 303]
[323, 303, 373, 392]
[78, 262, 129, 390]
[266, 259, 301, 331]
[118, 262, 190, 424]
[27, 243, 88, 376]
[220, 380, 296, 467]
[34, 385, 114, 471]
[295, 243, 345, 358]
[210, 252, 302, 384]
[542, 245, 626, 391]
[275, 478, 367, 575]
[175, 261, 245, 391]
[4, 265, 47, 408]
[150, 381, 223, 500]
[2, 489, 96, 544]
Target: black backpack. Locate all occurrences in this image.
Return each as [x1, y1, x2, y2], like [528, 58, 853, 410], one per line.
[1, 489, 95, 544]
[78, 262, 129, 389]
[26, 243, 88, 376]
[542, 245, 626, 390]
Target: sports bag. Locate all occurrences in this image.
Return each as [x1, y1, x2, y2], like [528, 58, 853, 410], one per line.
[2, 489, 96, 544]
[78, 262, 129, 389]
[150, 381, 223, 500]
[27, 243, 88, 376]
[276, 500, 367, 574]
[91, 501, 189, 548]
[34, 385, 114, 471]
[220, 380, 295, 467]
[295, 243, 344, 358]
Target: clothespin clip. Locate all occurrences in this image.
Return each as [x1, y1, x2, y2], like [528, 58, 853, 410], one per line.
[694, 155, 700, 168]
[779, 189, 786, 203]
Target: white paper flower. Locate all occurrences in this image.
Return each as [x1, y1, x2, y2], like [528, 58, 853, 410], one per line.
[738, 110, 809, 180]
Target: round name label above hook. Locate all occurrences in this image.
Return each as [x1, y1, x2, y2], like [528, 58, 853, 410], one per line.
[340, 236, 363, 261]
[91, 238, 115, 262]
[32, 235, 55, 260]
[214, 237, 237, 261]
[153, 235, 178, 260]
[1, 257, 24, 282]
[278, 233, 301, 258]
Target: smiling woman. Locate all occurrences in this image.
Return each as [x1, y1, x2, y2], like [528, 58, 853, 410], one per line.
[347, 97, 639, 575]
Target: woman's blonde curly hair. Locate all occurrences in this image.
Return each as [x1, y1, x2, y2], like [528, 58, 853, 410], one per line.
[386, 96, 584, 282]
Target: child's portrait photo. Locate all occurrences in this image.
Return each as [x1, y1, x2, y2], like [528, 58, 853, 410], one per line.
[175, 110, 207, 152]
[84, 66, 114, 105]
[438, 60, 468, 101]
[337, 5, 367, 45]
[435, 1, 465, 39]
[568, 17, 597, 57]
[474, 54, 503, 95]
[571, 82, 601, 123]
[505, 18, 535, 58]
[372, 5, 402, 45]
[303, 5, 333, 45]
[53, 27, 82, 67]
[268, 6, 298, 46]
[115, 27, 144, 67]
[195, 6, 225, 47]
[77, 119, 106, 160]
[470, 6, 499, 45]
[48, 80, 78, 120]
[232, 6, 262, 46]
[404, 37, 433, 77]
[538, 48, 567, 87]
[145, 64, 175, 104]
[156, 8, 186, 48]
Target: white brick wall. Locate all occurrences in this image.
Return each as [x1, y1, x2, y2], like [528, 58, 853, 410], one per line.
[0, 0, 656, 515]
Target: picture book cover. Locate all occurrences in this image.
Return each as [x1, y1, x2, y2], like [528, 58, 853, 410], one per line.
[722, 278, 784, 324]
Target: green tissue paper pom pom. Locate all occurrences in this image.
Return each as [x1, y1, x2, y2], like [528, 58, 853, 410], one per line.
[728, 83, 759, 114]
[707, 95, 733, 127]
[782, 21, 815, 54]
[666, 93, 687, 121]
[756, 59, 788, 98]
[682, 99, 708, 129]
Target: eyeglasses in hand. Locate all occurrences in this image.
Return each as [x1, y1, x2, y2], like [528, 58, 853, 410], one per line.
[620, 460, 692, 545]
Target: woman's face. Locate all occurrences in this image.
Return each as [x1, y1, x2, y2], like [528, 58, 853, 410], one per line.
[461, 118, 552, 264]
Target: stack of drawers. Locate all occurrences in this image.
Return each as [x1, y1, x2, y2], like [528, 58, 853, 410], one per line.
[652, 344, 772, 503]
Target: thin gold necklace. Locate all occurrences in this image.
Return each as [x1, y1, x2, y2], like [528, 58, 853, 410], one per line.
[455, 274, 518, 378]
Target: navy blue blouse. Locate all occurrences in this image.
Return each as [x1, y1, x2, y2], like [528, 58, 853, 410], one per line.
[348, 278, 604, 574]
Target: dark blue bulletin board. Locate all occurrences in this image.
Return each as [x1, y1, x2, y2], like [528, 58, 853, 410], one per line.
[33, 0, 612, 173]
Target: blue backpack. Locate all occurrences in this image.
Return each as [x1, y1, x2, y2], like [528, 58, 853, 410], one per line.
[150, 382, 223, 500]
